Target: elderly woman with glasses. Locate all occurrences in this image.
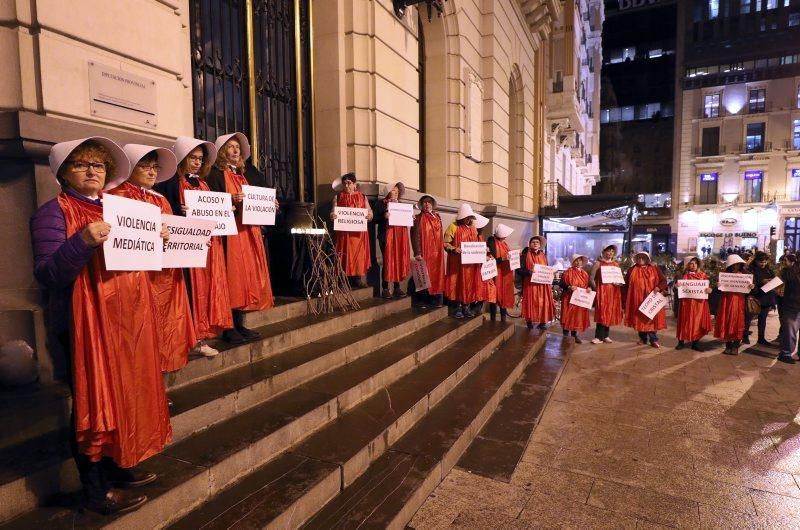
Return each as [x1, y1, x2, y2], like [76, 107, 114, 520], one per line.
[30, 137, 171, 515]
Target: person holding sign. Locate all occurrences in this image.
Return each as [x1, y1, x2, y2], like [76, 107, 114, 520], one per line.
[471, 214, 493, 316]
[715, 254, 755, 355]
[444, 204, 480, 319]
[588, 245, 623, 344]
[777, 254, 800, 364]
[411, 195, 445, 308]
[520, 236, 556, 330]
[744, 252, 777, 346]
[331, 172, 373, 287]
[374, 182, 410, 299]
[109, 145, 197, 371]
[675, 257, 712, 351]
[208, 132, 274, 340]
[486, 223, 515, 322]
[624, 251, 667, 348]
[157, 137, 235, 349]
[559, 254, 592, 343]
[30, 137, 171, 515]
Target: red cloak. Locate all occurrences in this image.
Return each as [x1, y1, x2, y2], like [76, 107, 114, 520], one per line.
[382, 200, 410, 283]
[223, 169, 274, 311]
[624, 264, 667, 332]
[715, 289, 746, 341]
[522, 250, 556, 323]
[493, 239, 515, 309]
[445, 224, 480, 304]
[417, 212, 444, 294]
[561, 267, 591, 332]
[594, 261, 623, 326]
[473, 233, 489, 302]
[334, 192, 371, 276]
[59, 192, 171, 468]
[108, 182, 196, 372]
[676, 271, 712, 341]
[178, 176, 234, 339]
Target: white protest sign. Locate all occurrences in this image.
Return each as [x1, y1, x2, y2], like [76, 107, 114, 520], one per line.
[411, 259, 431, 291]
[162, 214, 216, 268]
[461, 241, 487, 264]
[677, 279, 709, 300]
[638, 291, 667, 320]
[761, 276, 783, 293]
[531, 264, 556, 284]
[718, 272, 754, 294]
[569, 289, 596, 309]
[388, 202, 414, 227]
[241, 185, 276, 226]
[508, 249, 521, 271]
[334, 207, 368, 232]
[600, 266, 625, 285]
[102, 194, 163, 271]
[184, 190, 236, 236]
[481, 259, 498, 281]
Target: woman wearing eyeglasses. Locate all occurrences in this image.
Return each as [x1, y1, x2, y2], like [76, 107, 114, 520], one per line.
[30, 137, 171, 515]
[107, 144, 198, 371]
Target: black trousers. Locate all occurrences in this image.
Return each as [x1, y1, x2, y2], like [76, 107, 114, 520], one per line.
[745, 306, 770, 341]
[638, 331, 658, 343]
[594, 324, 610, 340]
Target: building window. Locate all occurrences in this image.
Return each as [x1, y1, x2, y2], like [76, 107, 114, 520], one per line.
[709, 0, 720, 18]
[701, 127, 720, 156]
[704, 93, 720, 117]
[785, 217, 800, 254]
[698, 173, 718, 204]
[797, 86, 800, 108]
[741, 0, 752, 13]
[745, 122, 765, 152]
[767, 0, 777, 8]
[748, 88, 766, 113]
[792, 169, 800, 200]
[744, 171, 764, 202]
[794, 119, 800, 150]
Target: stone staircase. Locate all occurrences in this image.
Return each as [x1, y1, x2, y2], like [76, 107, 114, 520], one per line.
[0, 288, 547, 529]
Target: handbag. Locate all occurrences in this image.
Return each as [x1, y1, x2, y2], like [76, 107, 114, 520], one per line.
[746, 295, 761, 316]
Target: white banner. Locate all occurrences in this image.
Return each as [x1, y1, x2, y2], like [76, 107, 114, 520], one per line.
[241, 185, 276, 226]
[102, 194, 163, 271]
[334, 207, 368, 232]
[411, 259, 431, 291]
[388, 202, 414, 227]
[569, 289, 596, 309]
[184, 190, 236, 236]
[162, 214, 216, 268]
[531, 264, 556, 284]
[638, 291, 667, 320]
[461, 241, 487, 264]
[761, 276, 783, 293]
[481, 259, 498, 281]
[508, 249, 521, 271]
[677, 279, 709, 300]
[600, 265, 625, 285]
[718, 272, 754, 294]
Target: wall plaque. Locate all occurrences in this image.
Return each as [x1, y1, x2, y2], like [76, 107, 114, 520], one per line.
[88, 62, 157, 128]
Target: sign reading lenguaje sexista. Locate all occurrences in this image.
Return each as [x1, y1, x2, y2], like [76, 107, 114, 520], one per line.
[241, 185, 277, 226]
[183, 190, 237, 236]
[677, 279, 709, 300]
[162, 214, 216, 269]
[102, 193, 163, 271]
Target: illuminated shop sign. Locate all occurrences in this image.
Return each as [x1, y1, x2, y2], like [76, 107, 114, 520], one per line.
[744, 170, 763, 181]
[792, 169, 800, 178]
[700, 172, 718, 182]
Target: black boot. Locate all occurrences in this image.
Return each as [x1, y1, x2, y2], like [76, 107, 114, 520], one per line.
[526, 321, 534, 329]
[500, 308, 508, 322]
[691, 341, 703, 352]
[223, 328, 246, 344]
[676, 340, 686, 350]
[233, 311, 260, 340]
[489, 304, 497, 321]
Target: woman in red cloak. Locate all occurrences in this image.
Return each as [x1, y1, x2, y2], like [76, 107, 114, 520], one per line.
[624, 251, 668, 348]
[589, 244, 623, 344]
[715, 254, 754, 355]
[109, 145, 197, 372]
[331, 172, 373, 287]
[207, 132, 275, 343]
[560, 254, 592, 343]
[520, 235, 556, 329]
[375, 182, 410, 298]
[676, 256, 712, 351]
[444, 204, 480, 319]
[411, 195, 445, 308]
[31, 137, 171, 514]
[486, 223, 515, 322]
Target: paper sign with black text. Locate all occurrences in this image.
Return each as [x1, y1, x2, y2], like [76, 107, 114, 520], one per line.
[460, 242, 487, 264]
[569, 289, 596, 309]
[508, 249, 521, 271]
[677, 279, 709, 299]
[388, 202, 414, 227]
[162, 214, 216, 268]
[638, 291, 668, 320]
[241, 185, 276, 226]
[411, 259, 431, 291]
[600, 266, 625, 284]
[184, 190, 236, 236]
[481, 259, 498, 280]
[761, 276, 783, 293]
[531, 264, 556, 284]
[102, 193, 163, 271]
[334, 207, 368, 232]
[718, 272, 754, 294]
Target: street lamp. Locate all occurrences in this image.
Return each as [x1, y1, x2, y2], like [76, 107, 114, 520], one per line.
[393, 0, 447, 20]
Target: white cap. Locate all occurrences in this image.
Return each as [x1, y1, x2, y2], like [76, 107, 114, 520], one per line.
[215, 132, 251, 161]
[456, 203, 476, 220]
[115, 144, 178, 190]
[634, 251, 651, 262]
[683, 255, 700, 267]
[48, 137, 129, 188]
[385, 181, 405, 198]
[494, 223, 514, 239]
[724, 254, 746, 269]
[571, 254, 588, 264]
[173, 136, 217, 168]
[474, 214, 490, 229]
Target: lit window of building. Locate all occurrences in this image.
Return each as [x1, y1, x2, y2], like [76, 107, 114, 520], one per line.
[709, 0, 720, 19]
[745, 122, 765, 152]
[741, 0, 752, 13]
[744, 171, 764, 202]
[792, 169, 800, 200]
[793, 119, 800, 149]
[698, 173, 718, 204]
[767, 0, 777, 9]
[704, 93, 720, 117]
[748, 88, 766, 113]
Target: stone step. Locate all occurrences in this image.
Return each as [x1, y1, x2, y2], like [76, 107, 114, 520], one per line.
[241, 287, 374, 329]
[0, 384, 71, 452]
[302, 327, 547, 529]
[0, 304, 447, 524]
[0, 314, 483, 528]
[165, 320, 514, 530]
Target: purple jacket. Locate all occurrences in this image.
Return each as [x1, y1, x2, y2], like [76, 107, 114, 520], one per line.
[30, 188, 99, 334]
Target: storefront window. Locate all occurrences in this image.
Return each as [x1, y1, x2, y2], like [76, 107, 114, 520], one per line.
[786, 217, 800, 254]
[744, 170, 763, 202]
[544, 232, 625, 269]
